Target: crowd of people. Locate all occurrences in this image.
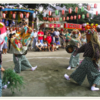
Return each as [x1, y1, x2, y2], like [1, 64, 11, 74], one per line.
[2, 24, 87, 54]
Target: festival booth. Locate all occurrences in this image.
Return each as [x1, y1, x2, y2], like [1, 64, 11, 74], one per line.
[1, 7, 35, 30]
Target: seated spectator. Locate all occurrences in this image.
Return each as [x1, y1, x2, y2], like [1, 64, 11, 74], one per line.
[35, 40, 43, 51]
[54, 40, 61, 50]
[42, 41, 48, 51]
[51, 42, 56, 52]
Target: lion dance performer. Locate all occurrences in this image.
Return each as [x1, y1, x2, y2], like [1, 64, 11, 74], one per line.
[8, 24, 37, 73]
[64, 28, 100, 91]
[66, 29, 81, 70]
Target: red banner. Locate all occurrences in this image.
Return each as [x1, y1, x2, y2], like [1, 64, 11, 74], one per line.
[64, 23, 82, 30]
[49, 23, 61, 28]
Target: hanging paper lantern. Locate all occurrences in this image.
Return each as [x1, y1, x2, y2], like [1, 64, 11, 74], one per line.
[20, 13, 23, 19]
[95, 24, 98, 27]
[75, 7, 78, 13]
[43, 17, 45, 20]
[82, 14, 85, 19]
[59, 17, 62, 21]
[26, 13, 29, 18]
[13, 13, 16, 19]
[70, 16, 73, 20]
[81, 7, 84, 12]
[96, 11, 98, 15]
[3, 13, 6, 18]
[51, 18, 54, 21]
[69, 8, 72, 14]
[49, 11, 52, 16]
[63, 17, 65, 21]
[66, 17, 69, 20]
[49, 18, 52, 21]
[45, 17, 47, 20]
[10, 11, 13, 14]
[87, 13, 89, 18]
[87, 5, 91, 10]
[5, 11, 7, 14]
[78, 15, 81, 19]
[91, 23, 94, 26]
[94, 3, 97, 8]
[33, 13, 36, 18]
[57, 17, 59, 21]
[55, 10, 59, 15]
[54, 18, 56, 21]
[74, 15, 76, 20]
[62, 10, 65, 15]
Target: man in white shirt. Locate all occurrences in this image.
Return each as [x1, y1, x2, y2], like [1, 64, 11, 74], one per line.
[32, 29, 38, 49]
[35, 40, 43, 51]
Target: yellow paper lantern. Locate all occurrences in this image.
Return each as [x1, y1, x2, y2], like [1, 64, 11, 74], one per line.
[95, 24, 98, 26]
[86, 23, 89, 25]
[91, 23, 94, 26]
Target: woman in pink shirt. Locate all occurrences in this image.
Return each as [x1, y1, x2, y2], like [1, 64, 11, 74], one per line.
[37, 29, 44, 43]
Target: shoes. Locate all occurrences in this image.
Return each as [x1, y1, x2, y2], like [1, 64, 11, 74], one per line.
[67, 66, 71, 70]
[91, 86, 99, 91]
[64, 74, 70, 80]
[31, 65, 37, 71]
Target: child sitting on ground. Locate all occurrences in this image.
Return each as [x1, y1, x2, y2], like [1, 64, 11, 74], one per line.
[42, 41, 47, 51]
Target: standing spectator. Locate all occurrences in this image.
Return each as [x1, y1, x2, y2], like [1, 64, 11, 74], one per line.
[55, 29, 60, 41]
[46, 33, 52, 52]
[50, 30, 55, 43]
[8, 28, 14, 51]
[35, 40, 43, 51]
[37, 29, 44, 43]
[5, 19, 9, 27]
[32, 29, 38, 49]
[2, 35, 8, 54]
[65, 30, 70, 47]
[60, 31, 65, 48]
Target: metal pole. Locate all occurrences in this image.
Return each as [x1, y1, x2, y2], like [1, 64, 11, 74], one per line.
[0, 56, 2, 97]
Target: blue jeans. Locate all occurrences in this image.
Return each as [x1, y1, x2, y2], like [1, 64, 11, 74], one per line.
[33, 37, 37, 49]
[40, 40, 43, 44]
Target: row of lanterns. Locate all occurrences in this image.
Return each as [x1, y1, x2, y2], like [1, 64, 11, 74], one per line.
[43, 14, 90, 21]
[47, 4, 98, 16]
[2, 12, 30, 19]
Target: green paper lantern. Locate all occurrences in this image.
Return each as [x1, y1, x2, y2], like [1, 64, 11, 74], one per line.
[59, 17, 62, 21]
[81, 7, 84, 12]
[82, 14, 85, 19]
[55, 10, 59, 15]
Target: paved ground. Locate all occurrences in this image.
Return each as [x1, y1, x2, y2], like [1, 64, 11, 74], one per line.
[1, 49, 100, 97]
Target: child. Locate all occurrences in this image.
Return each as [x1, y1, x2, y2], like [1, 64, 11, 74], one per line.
[42, 41, 47, 51]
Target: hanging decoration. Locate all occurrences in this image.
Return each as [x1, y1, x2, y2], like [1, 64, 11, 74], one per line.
[94, 3, 97, 8]
[81, 7, 84, 12]
[26, 12, 29, 18]
[69, 8, 72, 14]
[62, 10, 65, 15]
[49, 11, 52, 16]
[59, 17, 62, 21]
[5, 11, 7, 14]
[10, 11, 13, 14]
[78, 15, 81, 19]
[56, 17, 59, 21]
[74, 15, 76, 20]
[49, 18, 52, 21]
[20, 13, 23, 19]
[55, 10, 59, 15]
[75, 7, 78, 13]
[3, 13, 6, 18]
[33, 13, 36, 18]
[87, 5, 91, 10]
[66, 17, 69, 20]
[63, 17, 65, 21]
[43, 12, 46, 17]
[13, 13, 16, 19]
[43, 17, 45, 20]
[51, 18, 54, 21]
[96, 11, 98, 15]
[82, 14, 85, 19]
[86, 13, 89, 18]
[54, 18, 56, 21]
[70, 16, 73, 20]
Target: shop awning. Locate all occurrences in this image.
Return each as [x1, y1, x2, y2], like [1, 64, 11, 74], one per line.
[1, 8, 34, 14]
